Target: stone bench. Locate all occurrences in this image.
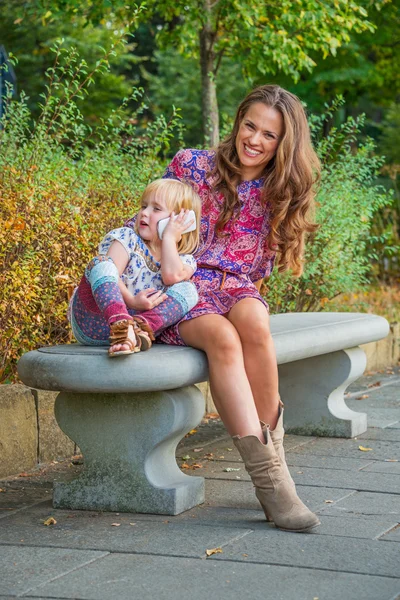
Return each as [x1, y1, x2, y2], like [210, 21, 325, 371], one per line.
[17, 312, 389, 516]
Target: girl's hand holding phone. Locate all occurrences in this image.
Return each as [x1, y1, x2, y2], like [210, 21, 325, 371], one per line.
[158, 209, 196, 242]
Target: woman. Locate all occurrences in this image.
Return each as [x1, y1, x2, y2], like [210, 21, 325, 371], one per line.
[151, 85, 319, 531]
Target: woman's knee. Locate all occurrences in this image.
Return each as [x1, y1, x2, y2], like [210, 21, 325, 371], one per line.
[204, 321, 242, 361]
[167, 281, 199, 311]
[231, 305, 272, 347]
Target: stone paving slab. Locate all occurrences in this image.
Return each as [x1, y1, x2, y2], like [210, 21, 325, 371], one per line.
[0, 487, 51, 517]
[210, 529, 400, 578]
[357, 428, 400, 442]
[180, 436, 316, 462]
[203, 479, 354, 513]
[0, 545, 108, 597]
[0, 503, 252, 557]
[199, 460, 400, 494]
[319, 491, 400, 516]
[360, 460, 400, 475]
[285, 454, 375, 471]
[289, 437, 400, 460]
[178, 505, 399, 540]
[18, 553, 400, 600]
[380, 524, 400, 542]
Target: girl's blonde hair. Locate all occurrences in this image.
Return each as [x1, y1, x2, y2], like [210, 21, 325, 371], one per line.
[213, 85, 320, 276]
[135, 178, 201, 254]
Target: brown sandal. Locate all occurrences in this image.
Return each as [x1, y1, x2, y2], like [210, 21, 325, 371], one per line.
[108, 319, 140, 357]
[132, 317, 155, 351]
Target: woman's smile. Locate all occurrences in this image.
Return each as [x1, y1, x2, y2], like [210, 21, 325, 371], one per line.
[235, 102, 283, 181]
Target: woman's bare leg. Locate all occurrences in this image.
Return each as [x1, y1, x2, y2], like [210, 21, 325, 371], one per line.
[179, 315, 264, 441]
[227, 298, 280, 429]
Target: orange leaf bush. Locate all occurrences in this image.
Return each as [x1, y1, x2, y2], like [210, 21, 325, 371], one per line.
[0, 42, 181, 382]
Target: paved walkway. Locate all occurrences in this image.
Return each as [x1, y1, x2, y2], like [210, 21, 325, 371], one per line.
[1, 368, 399, 600]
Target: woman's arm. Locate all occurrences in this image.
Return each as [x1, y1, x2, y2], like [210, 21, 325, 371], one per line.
[160, 210, 195, 285]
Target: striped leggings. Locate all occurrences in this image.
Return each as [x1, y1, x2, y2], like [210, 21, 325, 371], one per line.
[69, 256, 198, 345]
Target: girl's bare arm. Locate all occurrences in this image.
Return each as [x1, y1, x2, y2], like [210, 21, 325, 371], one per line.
[160, 210, 195, 285]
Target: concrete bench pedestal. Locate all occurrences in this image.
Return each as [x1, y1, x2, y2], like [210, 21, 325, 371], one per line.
[279, 347, 367, 437]
[53, 387, 205, 514]
[18, 312, 389, 515]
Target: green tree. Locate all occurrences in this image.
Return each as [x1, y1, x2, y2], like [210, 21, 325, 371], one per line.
[0, 1, 138, 124]
[148, 0, 377, 145]
[19, 0, 377, 145]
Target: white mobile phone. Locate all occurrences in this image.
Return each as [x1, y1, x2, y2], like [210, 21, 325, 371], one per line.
[157, 210, 197, 240]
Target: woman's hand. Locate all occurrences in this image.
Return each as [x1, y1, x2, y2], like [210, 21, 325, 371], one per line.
[162, 209, 194, 244]
[125, 289, 167, 311]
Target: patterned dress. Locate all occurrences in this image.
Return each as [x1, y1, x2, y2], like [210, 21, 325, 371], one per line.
[129, 149, 275, 346]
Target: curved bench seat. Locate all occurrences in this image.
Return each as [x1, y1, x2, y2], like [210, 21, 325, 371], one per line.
[18, 312, 389, 392]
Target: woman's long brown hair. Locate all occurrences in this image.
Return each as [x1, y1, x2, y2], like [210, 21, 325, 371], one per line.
[213, 85, 320, 276]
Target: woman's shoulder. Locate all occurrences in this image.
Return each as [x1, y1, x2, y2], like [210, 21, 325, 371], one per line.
[165, 148, 215, 179]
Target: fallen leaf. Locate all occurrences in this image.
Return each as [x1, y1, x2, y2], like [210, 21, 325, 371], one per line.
[223, 467, 241, 472]
[181, 455, 191, 460]
[129, 523, 136, 526]
[297, 471, 303, 474]
[356, 394, 369, 400]
[242, 553, 248, 557]
[111, 523, 121, 527]
[186, 429, 197, 436]
[18, 472, 33, 478]
[192, 463, 203, 469]
[358, 446, 373, 452]
[181, 463, 190, 469]
[43, 517, 57, 526]
[206, 547, 223, 556]
[218, 455, 225, 459]
[385, 459, 398, 462]
[324, 500, 334, 504]
[193, 448, 203, 452]
[367, 381, 381, 388]
[205, 413, 220, 420]
[0, 489, 6, 493]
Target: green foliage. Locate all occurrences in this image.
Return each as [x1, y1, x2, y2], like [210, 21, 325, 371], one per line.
[380, 103, 400, 165]
[0, 0, 140, 125]
[149, 0, 374, 81]
[147, 48, 249, 148]
[0, 42, 181, 382]
[266, 103, 395, 313]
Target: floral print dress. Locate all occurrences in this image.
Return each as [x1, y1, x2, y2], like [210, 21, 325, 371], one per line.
[126, 149, 276, 345]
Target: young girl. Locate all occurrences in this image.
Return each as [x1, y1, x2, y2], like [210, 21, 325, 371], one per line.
[68, 178, 201, 356]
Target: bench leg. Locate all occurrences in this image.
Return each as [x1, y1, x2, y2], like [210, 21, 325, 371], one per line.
[278, 347, 367, 438]
[53, 386, 205, 515]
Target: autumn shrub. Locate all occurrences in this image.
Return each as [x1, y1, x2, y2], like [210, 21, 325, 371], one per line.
[265, 101, 395, 314]
[0, 41, 181, 382]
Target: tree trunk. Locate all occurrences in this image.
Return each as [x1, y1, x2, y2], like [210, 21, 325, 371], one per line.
[199, 2, 219, 147]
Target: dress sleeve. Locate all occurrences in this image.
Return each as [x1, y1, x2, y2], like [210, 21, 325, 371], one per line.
[179, 253, 197, 274]
[163, 149, 187, 181]
[98, 227, 139, 260]
[250, 241, 276, 282]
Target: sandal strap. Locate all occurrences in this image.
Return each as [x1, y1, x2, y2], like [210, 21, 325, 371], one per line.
[132, 318, 155, 341]
[109, 319, 139, 350]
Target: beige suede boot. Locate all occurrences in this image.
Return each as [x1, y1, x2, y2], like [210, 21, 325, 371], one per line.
[233, 428, 320, 532]
[260, 401, 294, 488]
